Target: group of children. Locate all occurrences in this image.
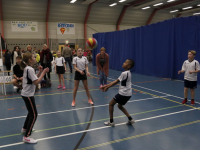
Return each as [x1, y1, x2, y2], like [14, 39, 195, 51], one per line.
[18, 49, 199, 144]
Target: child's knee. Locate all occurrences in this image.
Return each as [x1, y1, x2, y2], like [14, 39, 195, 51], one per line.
[118, 104, 123, 109]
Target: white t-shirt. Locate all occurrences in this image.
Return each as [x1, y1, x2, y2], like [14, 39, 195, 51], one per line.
[182, 59, 200, 81]
[118, 70, 132, 96]
[73, 56, 88, 71]
[55, 57, 65, 66]
[21, 66, 38, 97]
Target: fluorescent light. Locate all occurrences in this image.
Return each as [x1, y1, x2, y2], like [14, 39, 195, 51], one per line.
[142, 6, 150, 10]
[170, 10, 178, 13]
[153, 3, 163, 6]
[194, 12, 200, 15]
[167, 0, 175, 2]
[70, 0, 76, 3]
[109, 3, 117, 6]
[197, 4, 200, 6]
[119, 0, 126, 2]
[182, 6, 192, 10]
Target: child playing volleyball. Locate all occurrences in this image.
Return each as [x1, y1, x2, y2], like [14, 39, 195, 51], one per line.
[72, 48, 93, 106]
[21, 52, 49, 143]
[178, 50, 200, 105]
[100, 59, 135, 126]
[55, 51, 66, 90]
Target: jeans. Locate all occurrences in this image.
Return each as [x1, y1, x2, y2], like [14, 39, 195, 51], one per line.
[99, 70, 107, 85]
[65, 57, 72, 73]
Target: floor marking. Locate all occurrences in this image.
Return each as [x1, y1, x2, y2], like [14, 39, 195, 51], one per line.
[78, 119, 200, 150]
[0, 107, 197, 148]
[0, 96, 166, 121]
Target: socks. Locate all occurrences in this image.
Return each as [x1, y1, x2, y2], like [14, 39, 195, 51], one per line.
[110, 119, 113, 123]
[128, 116, 132, 121]
[191, 99, 194, 101]
[184, 98, 188, 101]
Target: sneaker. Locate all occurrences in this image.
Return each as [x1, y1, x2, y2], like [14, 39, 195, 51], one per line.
[71, 101, 75, 107]
[21, 128, 35, 134]
[191, 100, 195, 105]
[63, 86, 66, 90]
[57, 85, 62, 89]
[126, 119, 135, 125]
[23, 136, 37, 144]
[88, 99, 94, 105]
[100, 84, 103, 88]
[104, 121, 115, 127]
[104, 84, 107, 86]
[182, 99, 188, 104]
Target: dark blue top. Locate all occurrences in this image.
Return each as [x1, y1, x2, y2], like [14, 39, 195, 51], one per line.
[3, 53, 11, 64]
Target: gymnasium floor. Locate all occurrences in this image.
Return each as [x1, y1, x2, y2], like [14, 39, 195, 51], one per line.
[0, 63, 200, 150]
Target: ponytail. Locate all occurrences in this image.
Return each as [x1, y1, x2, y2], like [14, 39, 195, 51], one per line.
[20, 52, 33, 70]
[20, 61, 27, 70]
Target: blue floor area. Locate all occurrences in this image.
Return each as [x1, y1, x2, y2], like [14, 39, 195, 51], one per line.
[0, 63, 200, 150]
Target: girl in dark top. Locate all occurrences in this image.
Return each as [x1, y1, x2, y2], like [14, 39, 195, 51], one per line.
[3, 49, 11, 76]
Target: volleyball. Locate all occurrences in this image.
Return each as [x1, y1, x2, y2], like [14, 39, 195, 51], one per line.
[86, 38, 98, 49]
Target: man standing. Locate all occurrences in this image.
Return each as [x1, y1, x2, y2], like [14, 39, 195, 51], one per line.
[62, 44, 72, 73]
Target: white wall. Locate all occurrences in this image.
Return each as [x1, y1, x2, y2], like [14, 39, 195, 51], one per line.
[4, 21, 46, 39]
[3, 21, 138, 40]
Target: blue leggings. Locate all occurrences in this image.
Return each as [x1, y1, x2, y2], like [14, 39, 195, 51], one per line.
[99, 70, 107, 85]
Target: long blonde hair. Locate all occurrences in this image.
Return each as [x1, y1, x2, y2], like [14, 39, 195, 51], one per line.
[20, 52, 33, 70]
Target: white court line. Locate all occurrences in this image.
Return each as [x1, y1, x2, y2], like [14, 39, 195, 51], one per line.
[0, 96, 169, 121]
[90, 73, 200, 105]
[0, 107, 197, 149]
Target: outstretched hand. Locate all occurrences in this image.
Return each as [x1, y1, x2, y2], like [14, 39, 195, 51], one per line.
[44, 67, 49, 73]
[100, 85, 109, 92]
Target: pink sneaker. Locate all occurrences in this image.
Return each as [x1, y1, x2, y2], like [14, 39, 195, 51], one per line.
[88, 99, 94, 105]
[71, 101, 75, 107]
[57, 85, 62, 89]
[100, 84, 103, 88]
[63, 86, 66, 90]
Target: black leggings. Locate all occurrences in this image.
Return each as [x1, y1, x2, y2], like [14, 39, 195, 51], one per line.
[5, 63, 11, 76]
[22, 96, 38, 137]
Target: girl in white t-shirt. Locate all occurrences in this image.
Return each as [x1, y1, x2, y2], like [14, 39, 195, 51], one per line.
[55, 51, 66, 90]
[20, 52, 49, 144]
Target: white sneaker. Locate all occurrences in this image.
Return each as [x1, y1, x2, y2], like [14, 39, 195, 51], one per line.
[21, 128, 35, 134]
[126, 119, 135, 125]
[104, 121, 115, 127]
[23, 136, 37, 144]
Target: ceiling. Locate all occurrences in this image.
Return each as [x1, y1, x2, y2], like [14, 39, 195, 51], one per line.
[0, 0, 199, 27]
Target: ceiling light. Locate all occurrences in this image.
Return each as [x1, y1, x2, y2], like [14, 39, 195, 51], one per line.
[153, 3, 163, 6]
[70, 0, 76, 3]
[119, 0, 126, 2]
[142, 6, 150, 10]
[167, 0, 175, 2]
[170, 10, 178, 13]
[109, 3, 117, 7]
[182, 6, 192, 10]
[197, 4, 200, 6]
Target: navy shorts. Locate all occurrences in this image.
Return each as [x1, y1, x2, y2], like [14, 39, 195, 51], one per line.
[184, 80, 197, 89]
[113, 94, 131, 105]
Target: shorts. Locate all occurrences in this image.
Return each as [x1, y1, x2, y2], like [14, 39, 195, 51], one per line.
[184, 80, 197, 89]
[56, 66, 65, 74]
[113, 94, 131, 105]
[74, 70, 87, 80]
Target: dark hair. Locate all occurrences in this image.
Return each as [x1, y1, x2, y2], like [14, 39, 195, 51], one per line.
[5, 49, 9, 55]
[127, 59, 135, 69]
[14, 46, 20, 51]
[20, 52, 33, 70]
[16, 56, 22, 59]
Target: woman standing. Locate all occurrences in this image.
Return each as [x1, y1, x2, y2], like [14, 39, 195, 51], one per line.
[40, 44, 53, 80]
[96, 47, 109, 88]
[12, 46, 21, 65]
[3, 49, 12, 76]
